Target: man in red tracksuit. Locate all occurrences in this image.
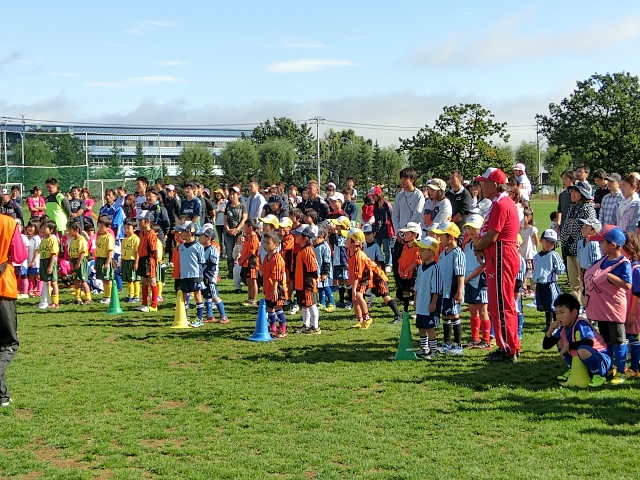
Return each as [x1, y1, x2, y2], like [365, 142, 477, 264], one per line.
[472, 168, 521, 363]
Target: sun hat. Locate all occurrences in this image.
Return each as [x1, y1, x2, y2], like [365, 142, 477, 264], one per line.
[579, 218, 602, 233]
[426, 179, 446, 191]
[347, 228, 365, 244]
[513, 163, 526, 172]
[328, 192, 345, 203]
[279, 217, 293, 229]
[399, 222, 422, 235]
[570, 181, 593, 200]
[329, 216, 351, 229]
[259, 214, 280, 227]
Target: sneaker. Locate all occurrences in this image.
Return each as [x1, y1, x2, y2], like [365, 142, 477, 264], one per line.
[335, 301, 346, 308]
[324, 305, 336, 313]
[464, 339, 482, 349]
[343, 302, 353, 310]
[510, 351, 521, 363]
[234, 289, 242, 294]
[73, 299, 83, 305]
[49, 303, 59, 309]
[204, 316, 217, 323]
[156, 296, 164, 303]
[1, 398, 12, 407]
[486, 349, 506, 362]
[389, 316, 402, 325]
[476, 341, 492, 350]
[556, 370, 572, 382]
[149, 307, 158, 312]
[317, 304, 325, 311]
[423, 350, 439, 360]
[351, 321, 363, 328]
[275, 330, 288, 338]
[100, 298, 111, 304]
[438, 343, 452, 354]
[626, 369, 639, 380]
[129, 297, 140, 303]
[362, 318, 373, 329]
[218, 316, 229, 324]
[446, 343, 464, 355]
[122, 296, 132, 302]
[303, 327, 321, 335]
[525, 302, 537, 308]
[385, 265, 392, 273]
[289, 304, 300, 315]
[588, 375, 607, 388]
[189, 320, 204, 328]
[294, 326, 311, 334]
[610, 372, 626, 385]
[416, 349, 430, 359]
[83, 299, 92, 305]
[17, 293, 29, 299]
[136, 306, 150, 313]
[242, 300, 257, 307]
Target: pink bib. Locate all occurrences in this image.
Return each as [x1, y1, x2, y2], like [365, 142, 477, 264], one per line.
[584, 256, 629, 323]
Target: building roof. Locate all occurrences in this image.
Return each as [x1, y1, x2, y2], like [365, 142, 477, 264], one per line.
[1, 123, 251, 138]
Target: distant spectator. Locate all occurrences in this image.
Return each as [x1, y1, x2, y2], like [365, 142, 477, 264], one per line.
[513, 163, 532, 201]
[592, 168, 608, 217]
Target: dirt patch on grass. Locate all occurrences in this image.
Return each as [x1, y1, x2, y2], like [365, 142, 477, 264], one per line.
[21, 472, 43, 480]
[16, 409, 34, 419]
[155, 401, 187, 410]
[198, 404, 212, 413]
[140, 438, 185, 449]
[27, 438, 113, 478]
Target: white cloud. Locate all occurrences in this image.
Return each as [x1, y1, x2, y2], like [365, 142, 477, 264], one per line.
[128, 75, 185, 84]
[158, 60, 189, 66]
[50, 71, 80, 77]
[0, 51, 24, 71]
[267, 58, 359, 73]
[412, 12, 640, 66]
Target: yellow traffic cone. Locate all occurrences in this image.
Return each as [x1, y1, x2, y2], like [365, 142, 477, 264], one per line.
[560, 355, 591, 388]
[170, 293, 190, 329]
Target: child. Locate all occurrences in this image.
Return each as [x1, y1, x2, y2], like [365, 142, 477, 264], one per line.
[259, 214, 280, 264]
[176, 222, 206, 327]
[515, 235, 528, 338]
[134, 211, 159, 313]
[303, 209, 319, 238]
[346, 228, 375, 329]
[179, 180, 202, 227]
[123, 193, 137, 220]
[287, 210, 304, 314]
[624, 232, 640, 379]
[329, 216, 352, 309]
[152, 224, 166, 302]
[239, 218, 261, 307]
[362, 224, 385, 268]
[262, 231, 288, 337]
[520, 208, 539, 296]
[26, 221, 42, 297]
[342, 188, 358, 223]
[84, 223, 96, 258]
[543, 293, 611, 388]
[397, 222, 422, 313]
[38, 220, 60, 308]
[431, 222, 465, 354]
[550, 211, 558, 232]
[313, 226, 335, 313]
[279, 216, 294, 298]
[232, 234, 245, 294]
[532, 229, 565, 331]
[68, 221, 91, 305]
[584, 227, 632, 384]
[198, 224, 229, 324]
[121, 219, 141, 303]
[14, 221, 29, 299]
[462, 214, 491, 349]
[577, 219, 603, 276]
[292, 225, 319, 334]
[412, 237, 442, 359]
[95, 216, 115, 305]
[361, 193, 374, 225]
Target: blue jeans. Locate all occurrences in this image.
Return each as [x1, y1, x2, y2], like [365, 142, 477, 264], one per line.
[374, 237, 392, 266]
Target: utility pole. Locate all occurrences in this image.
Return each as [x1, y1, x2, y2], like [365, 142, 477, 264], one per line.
[309, 117, 324, 184]
[536, 120, 541, 186]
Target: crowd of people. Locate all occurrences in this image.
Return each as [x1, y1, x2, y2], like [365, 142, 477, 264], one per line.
[3, 162, 640, 406]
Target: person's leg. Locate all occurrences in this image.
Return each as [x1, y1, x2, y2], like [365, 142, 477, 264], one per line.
[216, 226, 226, 256]
[609, 323, 628, 374]
[233, 265, 242, 290]
[628, 334, 640, 374]
[224, 233, 236, 279]
[578, 345, 611, 378]
[0, 298, 19, 403]
[566, 256, 583, 305]
[392, 240, 403, 298]
[141, 278, 149, 306]
[469, 304, 481, 343]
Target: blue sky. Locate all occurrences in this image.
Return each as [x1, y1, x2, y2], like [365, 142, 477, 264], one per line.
[2, 0, 640, 146]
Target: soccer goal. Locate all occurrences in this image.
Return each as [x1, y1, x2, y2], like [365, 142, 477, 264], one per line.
[84, 178, 127, 206]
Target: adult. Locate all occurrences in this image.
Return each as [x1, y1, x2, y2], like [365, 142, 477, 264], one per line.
[301, 181, 330, 221]
[99, 189, 125, 243]
[145, 187, 170, 238]
[68, 186, 86, 228]
[345, 177, 358, 200]
[591, 168, 609, 217]
[154, 179, 168, 205]
[512, 163, 532, 201]
[44, 178, 71, 235]
[245, 181, 266, 221]
[422, 178, 452, 235]
[26, 186, 46, 219]
[134, 176, 149, 209]
[559, 181, 596, 305]
[223, 185, 247, 277]
[599, 173, 623, 226]
[0, 202, 28, 407]
[391, 168, 425, 298]
[164, 185, 181, 258]
[81, 188, 95, 229]
[370, 185, 394, 271]
[472, 168, 521, 362]
[446, 170, 472, 236]
[614, 174, 640, 234]
[556, 170, 575, 233]
[197, 182, 215, 226]
[10, 186, 22, 207]
[0, 190, 21, 222]
[115, 186, 127, 208]
[212, 189, 227, 253]
[575, 164, 591, 191]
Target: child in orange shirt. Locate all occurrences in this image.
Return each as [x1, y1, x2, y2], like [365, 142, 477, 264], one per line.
[239, 218, 261, 307]
[346, 228, 374, 329]
[397, 222, 422, 313]
[134, 210, 159, 312]
[292, 225, 319, 334]
[262, 231, 289, 337]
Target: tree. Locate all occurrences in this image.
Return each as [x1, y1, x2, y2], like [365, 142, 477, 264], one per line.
[399, 103, 511, 182]
[217, 139, 260, 188]
[257, 139, 297, 186]
[514, 141, 540, 191]
[544, 146, 573, 192]
[176, 145, 216, 190]
[537, 72, 640, 174]
[371, 142, 406, 195]
[104, 142, 124, 179]
[48, 133, 87, 189]
[320, 129, 374, 188]
[10, 136, 57, 188]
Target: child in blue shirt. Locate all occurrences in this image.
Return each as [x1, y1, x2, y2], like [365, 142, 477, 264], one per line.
[342, 188, 358, 222]
[533, 229, 565, 332]
[177, 222, 206, 327]
[198, 223, 228, 324]
[313, 226, 335, 313]
[577, 219, 603, 274]
[412, 237, 442, 359]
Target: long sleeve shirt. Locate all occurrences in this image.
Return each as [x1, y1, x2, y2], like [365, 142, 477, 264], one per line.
[392, 188, 425, 235]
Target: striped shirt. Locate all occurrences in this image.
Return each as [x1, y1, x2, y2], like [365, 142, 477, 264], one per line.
[294, 244, 318, 292]
[414, 262, 441, 316]
[577, 238, 603, 270]
[437, 246, 465, 298]
[313, 241, 333, 288]
[464, 240, 483, 289]
[363, 241, 384, 265]
[598, 190, 622, 226]
[532, 250, 565, 284]
[262, 252, 287, 301]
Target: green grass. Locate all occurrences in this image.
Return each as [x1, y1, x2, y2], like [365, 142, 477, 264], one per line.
[3, 200, 640, 479]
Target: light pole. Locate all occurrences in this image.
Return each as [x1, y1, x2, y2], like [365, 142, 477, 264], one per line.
[309, 117, 324, 184]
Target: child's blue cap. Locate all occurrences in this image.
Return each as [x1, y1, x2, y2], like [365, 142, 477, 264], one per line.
[592, 226, 626, 247]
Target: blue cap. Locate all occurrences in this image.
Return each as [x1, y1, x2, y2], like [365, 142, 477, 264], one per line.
[603, 227, 626, 247]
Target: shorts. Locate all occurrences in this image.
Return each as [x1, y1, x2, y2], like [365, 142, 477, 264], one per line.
[39, 258, 58, 282]
[174, 278, 181, 291]
[27, 267, 39, 276]
[416, 313, 440, 330]
[396, 277, 416, 295]
[575, 347, 612, 377]
[95, 257, 115, 281]
[464, 283, 488, 305]
[535, 283, 559, 312]
[296, 289, 317, 308]
[597, 321, 627, 346]
[333, 266, 349, 281]
[180, 279, 205, 293]
[121, 259, 140, 282]
[17, 266, 27, 277]
[354, 280, 369, 295]
[71, 257, 89, 283]
[370, 280, 389, 297]
[156, 263, 166, 283]
[136, 256, 157, 278]
[202, 281, 220, 300]
[242, 266, 258, 280]
[266, 299, 285, 309]
[441, 298, 461, 317]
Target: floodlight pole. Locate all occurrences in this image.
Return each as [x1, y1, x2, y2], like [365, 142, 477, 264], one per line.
[310, 117, 324, 184]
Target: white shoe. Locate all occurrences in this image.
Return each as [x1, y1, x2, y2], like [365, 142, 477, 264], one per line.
[1, 398, 12, 407]
[136, 306, 150, 313]
[289, 304, 300, 315]
[17, 293, 29, 299]
[385, 265, 392, 273]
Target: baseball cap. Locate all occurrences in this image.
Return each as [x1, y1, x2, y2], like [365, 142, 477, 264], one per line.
[413, 237, 439, 253]
[347, 228, 365, 244]
[592, 226, 626, 246]
[590, 224, 615, 241]
[362, 223, 373, 234]
[1, 188, 7, 195]
[166, 184, 175, 191]
[259, 214, 280, 227]
[175, 222, 198, 235]
[541, 229, 558, 243]
[292, 224, 316, 239]
[196, 223, 215, 237]
[136, 210, 154, 221]
[268, 195, 283, 204]
[516, 233, 523, 247]
[570, 181, 593, 200]
[605, 173, 622, 182]
[431, 221, 461, 239]
[463, 214, 484, 230]
[330, 216, 351, 229]
[399, 222, 422, 235]
[513, 163, 526, 172]
[328, 192, 345, 203]
[426, 178, 446, 191]
[579, 218, 602, 233]
[369, 185, 382, 196]
[229, 186, 241, 194]
[325, 182, 336, 190]
[279, 217, 293, 229]
[203, 188, 211, 197]
[474, 167, 508, 184]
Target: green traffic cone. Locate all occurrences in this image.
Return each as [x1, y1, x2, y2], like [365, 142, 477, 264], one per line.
[106, 285, 124, 315]
[390, 312, 419, 360]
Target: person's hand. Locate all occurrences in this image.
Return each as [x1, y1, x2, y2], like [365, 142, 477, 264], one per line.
[47, 267, 52, 274]
[559, 343, 570, 356]
[455, 292, 463, 304]
[272, 289, 278, 301]
[474, 250, 485, 265]
[464, 277, 470, 285]
[133, 262, 138, 270]
[626, 314, 635, 328]
[429, 302, 437, 313]
[104, 264, 108, 270]
[320, 274, 327, 282]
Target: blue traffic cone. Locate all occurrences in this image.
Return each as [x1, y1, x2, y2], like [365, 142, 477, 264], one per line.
[247, 299, 273, 342]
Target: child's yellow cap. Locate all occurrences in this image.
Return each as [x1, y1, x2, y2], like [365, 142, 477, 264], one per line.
[330, 216, 351, 229]
[430, 221, 461, 239]
[413, 237, 439, 253]
[347, 228, 365, 244]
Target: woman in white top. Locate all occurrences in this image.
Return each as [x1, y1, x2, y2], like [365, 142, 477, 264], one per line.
[422, 178, 452, 235]
[614, 174, 640, 234]
[212, 188, 228, 255]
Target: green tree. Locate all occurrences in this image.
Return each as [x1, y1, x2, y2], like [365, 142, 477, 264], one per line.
[544, 146, 573, 192]
[11, 136, 57, 188]
[321, 129, 374, 188]
[176, 145, 216, 190]
[399, 103, 511, 182]
[537, 72, 640, 174]
[218, 139, 260, 188]
[257, 139, 297, 186]
[371, 142, 406, 195]
[514, 141, 540, 191]
[104, 142, 124, 179]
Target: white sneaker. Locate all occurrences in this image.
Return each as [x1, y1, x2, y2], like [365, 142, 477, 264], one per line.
[136, 306, 150, 313]
[17, 293, 29, 299]
[100, 298, 111, 304]
[1, 398, 12, 407]
[289, 304, 300, 315]
[385, 265, 392, 273]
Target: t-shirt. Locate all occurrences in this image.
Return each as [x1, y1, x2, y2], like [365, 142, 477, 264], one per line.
[446, 187, 472, 228]
[38, 236, 59, 259]
[482, 193, 519, 242]
[121, 235, 140, 261]
[179, 197, 202, 223]
[437, 246, 465, 298]
[240, 234, 260, 269]
[414, 262, 441, 316]
[294, 245, 318, 292]
[601, 255, 632, 284]
[95, 232, 115, 259]
[224, 203, 246, 230]
[138, 230, 158, 258]
[516, 174, 532, 200]
[68, 198, 86, 218]
[363, 241, 384, 265]
[348, 248, 371, 283]
[398, 244, 421, 279]
[519, 226, 539, 260]
[178, 241, 204, 279]
[262, 252, 287, 301]
[28, 235, 41, 266]
[68, 236, 89, 260]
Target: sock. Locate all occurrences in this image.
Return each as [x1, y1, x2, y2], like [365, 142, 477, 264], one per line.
[276, 309, 287, 330]
[346, 286, 352, 303]
[339, 287, 345, 303]
[128, 282, 134, 299]
[205, 299, 213, 318]
[142, 285, 149, 306]
[268, 312, 277, 332]
[470, 316, 480, 342]
[630, 338, 640, 373]
[186, 292, 191, 308]
[562, 351, 572, 368]
[607, 344, 614, 364]
[309, 304, 319, 329]
[452, 319, 462, 344]
[387, 299, 400, 318]
[158, 281, 164, 298]
[324, 287, 335, 306]
[302, 307, 311, 328]
[28, 278, 34, 293]
[52, 294, 59, 305]
[196, 302, 204, 321]
[151, 285, 159, 308]
[215, 299, 226, 318]
[403, 297, 410, 312]
[518, 314, 524, 337]
[428, 339, 437, 353]
[481, 319, 491, 343]
[86, 291, 92, 301]
[75, 287, 82, 301]
[134, 281, 141, 298]
[613, 344, 628, 373]
[104, 282, 112, 299]
[419, 336, 428, 352]
[37, 280, 43, 295]
[443, 320, 452, 344]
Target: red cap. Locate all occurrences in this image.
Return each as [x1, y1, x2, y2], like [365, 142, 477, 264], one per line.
[474, 168, 507, 184]
[589, 224, 615, 242]
[369, 185, 382, 196]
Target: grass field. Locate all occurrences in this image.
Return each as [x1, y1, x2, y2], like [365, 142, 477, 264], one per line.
[3, 200, 640, 480]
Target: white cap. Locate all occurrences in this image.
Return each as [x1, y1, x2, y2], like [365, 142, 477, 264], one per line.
[328, 192, 344, 203]
[541, 229, 558, 243]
